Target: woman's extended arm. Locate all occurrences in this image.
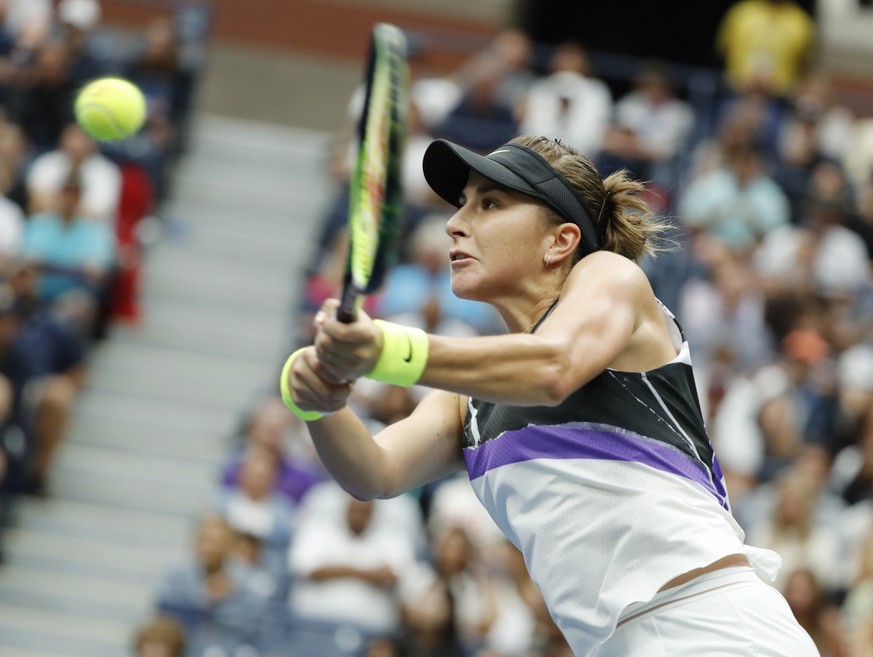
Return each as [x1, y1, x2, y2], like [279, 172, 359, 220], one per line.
[290, 348, 466, 500]
[312, 252, 664, 407]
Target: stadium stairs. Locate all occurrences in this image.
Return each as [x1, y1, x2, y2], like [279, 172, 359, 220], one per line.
[0, 115, 333, 657]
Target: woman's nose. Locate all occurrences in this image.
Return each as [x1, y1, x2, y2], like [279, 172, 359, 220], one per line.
[445, 209, 469, 237]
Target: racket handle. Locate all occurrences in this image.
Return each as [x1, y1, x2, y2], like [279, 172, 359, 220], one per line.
[337, 285, 359, 323]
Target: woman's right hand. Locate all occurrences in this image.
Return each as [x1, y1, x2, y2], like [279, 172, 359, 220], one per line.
[312, 299, 384, 384]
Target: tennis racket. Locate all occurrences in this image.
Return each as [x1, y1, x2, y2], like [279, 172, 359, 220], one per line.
[336, 22, 409, 324]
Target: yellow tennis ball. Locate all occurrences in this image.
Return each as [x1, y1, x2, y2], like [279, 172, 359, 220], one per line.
[75, 77, 147, 141]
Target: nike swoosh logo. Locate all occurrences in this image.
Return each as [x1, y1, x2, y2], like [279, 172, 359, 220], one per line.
[403, 334, 413, 363]
[489, 149, 511, 155]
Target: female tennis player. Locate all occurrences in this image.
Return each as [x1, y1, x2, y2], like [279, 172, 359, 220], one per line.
[281, 135, 820, 656]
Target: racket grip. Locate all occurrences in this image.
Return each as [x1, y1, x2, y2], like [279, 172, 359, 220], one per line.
[337, 285, 359, 323]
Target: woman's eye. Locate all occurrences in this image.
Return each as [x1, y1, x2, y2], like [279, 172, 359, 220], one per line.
[482, 197, 498, 210]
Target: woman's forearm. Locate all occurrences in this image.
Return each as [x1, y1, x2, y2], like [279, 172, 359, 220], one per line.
[419, 332, 576, 406]
[306, 408, 397, 500]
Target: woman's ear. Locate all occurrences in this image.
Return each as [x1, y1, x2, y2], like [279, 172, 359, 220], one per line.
[547, 223, 582, 266]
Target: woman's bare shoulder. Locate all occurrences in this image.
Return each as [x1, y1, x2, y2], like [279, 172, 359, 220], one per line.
[567, 251, 652, 296]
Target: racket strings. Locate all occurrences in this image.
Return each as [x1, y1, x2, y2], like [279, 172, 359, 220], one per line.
[348, 24, 408, 293]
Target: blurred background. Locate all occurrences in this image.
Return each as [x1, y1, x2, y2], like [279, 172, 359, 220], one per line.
[0, 1, 872, 656]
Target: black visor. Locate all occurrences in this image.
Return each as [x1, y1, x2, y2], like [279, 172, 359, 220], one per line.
[422, 139, 601, 255]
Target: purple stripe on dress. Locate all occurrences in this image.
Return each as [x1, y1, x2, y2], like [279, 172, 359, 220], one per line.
[464, 423, 726, 507]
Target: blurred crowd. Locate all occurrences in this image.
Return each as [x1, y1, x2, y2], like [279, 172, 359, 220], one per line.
[0, 0, 202, 566]
[142, 5, 873, 657]
[5, 1, 868, 657]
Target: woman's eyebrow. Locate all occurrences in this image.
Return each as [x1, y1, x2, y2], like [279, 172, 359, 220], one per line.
[477, 183, 504, 195]
[462, 182, 505, 199]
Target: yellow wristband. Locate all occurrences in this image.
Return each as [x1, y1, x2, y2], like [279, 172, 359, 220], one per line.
[368, 320, 429, 387]
[279, 348, 324, 422]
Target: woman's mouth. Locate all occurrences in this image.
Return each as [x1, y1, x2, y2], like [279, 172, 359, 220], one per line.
[449, 250, 473, 265]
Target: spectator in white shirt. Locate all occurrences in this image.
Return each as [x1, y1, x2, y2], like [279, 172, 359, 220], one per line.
[517, 41, 613, 159]
[288, 487, 426, 638]
[26, 121, 122, 225]
[597, 61, 696, 190]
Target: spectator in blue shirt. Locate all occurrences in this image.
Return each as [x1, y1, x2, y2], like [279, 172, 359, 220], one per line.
[20, 166, 115, 336]
[678, 139, 791, 254]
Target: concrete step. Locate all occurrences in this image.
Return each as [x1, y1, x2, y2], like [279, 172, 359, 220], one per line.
[142, 243, 298, 298]
[0, 564, 156, 623]
[83, 339, 269, 408]
[143, 260, 307, 315]
[180, 115, 334, 168]
[64, 411, 235, 462]
[2, 526, 180, 582]
[134, 243, 309, 334]
[105, 300, 287, 364]
[146, 213, 322, 271]
[169, 123, 334, 224]
[54, 442, 217, 489]
[48, 443, 217, 514]
[170, 163, 333, 210]
[0, 647, 73, 657]
[0, 602, 130, 657]
[12, 497, 194, 542]
[70, 386, 235, 437]
[81, 361, 267, 415]
[46, 459, 214, 515]
[142, 215, 321, 268]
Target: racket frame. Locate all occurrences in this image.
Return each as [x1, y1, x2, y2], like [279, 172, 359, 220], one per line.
[337, 23, 409, 323]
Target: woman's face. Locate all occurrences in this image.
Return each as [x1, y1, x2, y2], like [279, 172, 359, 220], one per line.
[445, 172, 549, 302]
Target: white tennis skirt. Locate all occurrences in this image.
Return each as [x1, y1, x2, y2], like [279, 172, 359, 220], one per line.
[596, 567, 821, 657]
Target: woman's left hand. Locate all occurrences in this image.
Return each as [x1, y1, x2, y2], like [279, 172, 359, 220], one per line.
[313, 298, 384, 384]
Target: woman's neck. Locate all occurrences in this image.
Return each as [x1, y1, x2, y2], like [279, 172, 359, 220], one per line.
[497, 293, 562, 334]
